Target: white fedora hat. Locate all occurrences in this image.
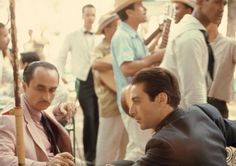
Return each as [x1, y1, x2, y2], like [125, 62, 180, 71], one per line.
[171, 0, 196, 8]
[114, 0, 142, 13]
[96, 12, 119, 35]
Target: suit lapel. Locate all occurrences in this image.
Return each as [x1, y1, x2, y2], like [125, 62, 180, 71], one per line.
[45, 112, 72, 153]
[22, 99, 48, 159]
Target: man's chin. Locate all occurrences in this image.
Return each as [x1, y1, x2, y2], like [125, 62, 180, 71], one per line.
[36, 104, 50, 111]
[139, 124, 147, 130]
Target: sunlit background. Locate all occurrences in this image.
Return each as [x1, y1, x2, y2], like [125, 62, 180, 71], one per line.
[0, 0, 231, 62]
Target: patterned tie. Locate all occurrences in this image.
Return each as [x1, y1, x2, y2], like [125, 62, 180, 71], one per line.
[41, 113, 60, 154]
[200, 30, 215, 80]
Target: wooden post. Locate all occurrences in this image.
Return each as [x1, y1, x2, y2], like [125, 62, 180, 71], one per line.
[9, 0, 25, 165]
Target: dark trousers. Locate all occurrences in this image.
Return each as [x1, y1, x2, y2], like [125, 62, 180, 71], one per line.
[75, 70, 99, 165]
[207, 97, 229, 118]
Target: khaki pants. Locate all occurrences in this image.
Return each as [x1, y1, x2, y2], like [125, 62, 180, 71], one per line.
[96, 115, 128, 166]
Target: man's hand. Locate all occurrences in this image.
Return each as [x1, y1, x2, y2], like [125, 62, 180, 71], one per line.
[53, 102, 78, 124]
[46, 152, 75, 166]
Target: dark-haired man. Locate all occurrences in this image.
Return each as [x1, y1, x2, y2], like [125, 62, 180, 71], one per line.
[111, 67, 236, 165]
[0, 61, 78, 166]
[19, 52, 40, 69]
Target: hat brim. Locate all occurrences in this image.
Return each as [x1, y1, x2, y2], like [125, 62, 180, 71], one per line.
[114, 0, 142, 13]
[96, 16, 119, 35]
[171, 0, 195, 8]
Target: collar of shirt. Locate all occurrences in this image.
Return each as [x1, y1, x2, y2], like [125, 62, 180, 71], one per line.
[120, 22, 140, 39]
[82, 27, 95, 35]
[155, 108, 184, 132]
[172, 14, 206, 39]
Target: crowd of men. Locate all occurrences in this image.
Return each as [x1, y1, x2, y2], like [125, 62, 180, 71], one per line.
[1, 0, 236, 166]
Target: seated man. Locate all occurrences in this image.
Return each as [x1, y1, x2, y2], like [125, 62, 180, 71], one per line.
[0, 61, 78, 166]
[111, 67, 236, 166]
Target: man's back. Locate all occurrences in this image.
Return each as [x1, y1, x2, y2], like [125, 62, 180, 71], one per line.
[111, 22, 148, 101]
[135, 106, 227, 166]
[161, 14, 208, 108]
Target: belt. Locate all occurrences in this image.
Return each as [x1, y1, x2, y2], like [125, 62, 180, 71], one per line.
[207, 97, 226, 103]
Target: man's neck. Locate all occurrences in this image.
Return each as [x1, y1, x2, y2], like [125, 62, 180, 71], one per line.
[104, 36, 111, 43]
[84, 24, 92, 32]
[125, 19, 139, 31]
[207, 24, 219, 42]
[192, 10, 210, 28]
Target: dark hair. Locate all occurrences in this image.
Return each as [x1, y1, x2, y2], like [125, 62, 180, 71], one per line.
[23, 61, 59, 85]
[20, 52, 40, 65]
[117, 3, 135, 21]
[82, 4, 95, 13]
[183, 3, 194, 12]
[0, 22, 5, 29]
[131, 67, 181, 108]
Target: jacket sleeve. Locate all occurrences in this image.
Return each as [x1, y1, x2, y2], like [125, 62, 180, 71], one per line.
[133, 137, 178, 166]
[0, 115, 47, 166]
[223, 119, 236, 147]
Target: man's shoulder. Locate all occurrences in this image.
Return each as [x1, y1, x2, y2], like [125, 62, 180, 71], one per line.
[65, 29, 82, 39]
[112, 27, 131, 43]
[0, 113, 15, 132]
[175, 29, 203, 43]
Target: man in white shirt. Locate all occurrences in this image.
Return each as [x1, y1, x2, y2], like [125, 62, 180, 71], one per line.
[161, 0, 226, 108]
[57, 4, 98, 166]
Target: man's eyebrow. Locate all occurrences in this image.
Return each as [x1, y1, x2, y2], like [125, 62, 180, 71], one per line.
[36, 84, 46, 88]
[36, 84, 57, 90]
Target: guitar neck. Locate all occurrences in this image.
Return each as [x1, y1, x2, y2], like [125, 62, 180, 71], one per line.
[159, 18, 172, 49]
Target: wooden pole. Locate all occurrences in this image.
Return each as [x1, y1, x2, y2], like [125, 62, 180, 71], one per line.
[9, 0, 25, 165]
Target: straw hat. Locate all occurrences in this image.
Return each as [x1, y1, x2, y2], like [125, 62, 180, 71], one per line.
[96, 12, 119, 35]
[114, 0, 142, 13]
[171, 0, 196, 8]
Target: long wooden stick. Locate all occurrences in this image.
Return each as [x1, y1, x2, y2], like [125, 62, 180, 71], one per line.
[9, 0, 25, 165]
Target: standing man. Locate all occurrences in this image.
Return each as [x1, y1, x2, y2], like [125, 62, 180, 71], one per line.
[111, 0, 164, 160]
[207, 22, 236, 118]
[57, 4, 98, 166]
[161, 0, 226, 108]
[0, 61, 77, 166]
[0, 23, 10, 83]
[91, 12, 127, 165]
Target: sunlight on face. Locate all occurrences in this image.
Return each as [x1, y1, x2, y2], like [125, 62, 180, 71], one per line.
[23, 67, 59, 111]
[130, 83, 160, 130]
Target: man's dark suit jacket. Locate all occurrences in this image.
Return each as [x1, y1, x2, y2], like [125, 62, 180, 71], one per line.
[112, 103, 236, 166]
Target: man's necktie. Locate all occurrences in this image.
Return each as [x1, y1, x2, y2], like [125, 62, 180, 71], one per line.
[84, 31, 94, 35]
[200, 30, 215, 80]
[41, 113, 60, 154]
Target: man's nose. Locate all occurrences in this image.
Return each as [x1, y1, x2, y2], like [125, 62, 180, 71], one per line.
[129, 104, 136, 117]
[42, 92, 51, 101]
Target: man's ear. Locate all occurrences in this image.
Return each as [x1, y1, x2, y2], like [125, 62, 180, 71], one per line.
[187, 8, 193, 14]
[126, 9, 133, 18]
[155, 92, 168, 104]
